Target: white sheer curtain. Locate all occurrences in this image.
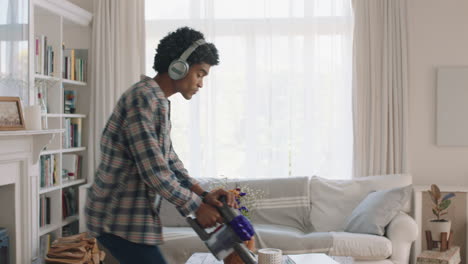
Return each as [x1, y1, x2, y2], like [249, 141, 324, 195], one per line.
[352, 0, 408, 177]
[89, 0, 145, 176]
[0, 0, 29, 103]
[145, 0, 354, 179]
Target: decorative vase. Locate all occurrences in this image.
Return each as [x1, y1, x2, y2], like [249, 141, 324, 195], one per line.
[223, 237, 256, 264]
[427, 219, 451, 241]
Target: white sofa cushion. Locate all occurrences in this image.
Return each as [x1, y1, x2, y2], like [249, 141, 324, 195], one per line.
[254, 224, 333, 254]
[344, 185, 412, 235]
[329, 232, 392, 260]
[159, 226, 392, 263]
[309, 174, 412, 232]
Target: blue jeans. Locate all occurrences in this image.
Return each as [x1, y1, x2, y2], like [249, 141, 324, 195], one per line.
[97, 233, 167, 264]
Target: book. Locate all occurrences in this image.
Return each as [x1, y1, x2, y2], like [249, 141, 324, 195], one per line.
[63, 48, 87, 81]
[45, 196, 51, 225]
[62, 188, 77, 219]
[40, 155, 58, 188]
[70, 118, 82, 147]
[64, 90, 77, 114]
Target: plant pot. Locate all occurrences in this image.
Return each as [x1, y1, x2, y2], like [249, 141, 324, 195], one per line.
[223, 237, 256, 264]
[427, 219, 451, 241]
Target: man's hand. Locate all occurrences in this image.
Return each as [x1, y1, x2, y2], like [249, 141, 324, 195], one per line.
[195, 203, 222, 228]
[204, 188, 238, 208]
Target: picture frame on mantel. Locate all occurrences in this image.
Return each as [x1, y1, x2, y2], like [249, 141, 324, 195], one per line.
[0, 96, 25, 131]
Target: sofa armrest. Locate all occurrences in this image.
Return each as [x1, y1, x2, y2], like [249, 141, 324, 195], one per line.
[386, 212, 418, 264]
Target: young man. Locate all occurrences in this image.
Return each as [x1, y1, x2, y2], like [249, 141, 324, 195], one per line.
[85, 27, 235, 264]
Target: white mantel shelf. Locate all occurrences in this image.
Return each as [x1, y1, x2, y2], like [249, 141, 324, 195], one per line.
[0, 129, 64, 164]
[0, 129, 63, 136]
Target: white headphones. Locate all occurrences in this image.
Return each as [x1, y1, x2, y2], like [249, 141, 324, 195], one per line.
[168, 39, 207, 80]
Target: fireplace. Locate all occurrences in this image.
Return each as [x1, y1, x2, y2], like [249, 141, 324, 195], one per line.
[0, 130, 59, 264]
[0, 147, 27, 264]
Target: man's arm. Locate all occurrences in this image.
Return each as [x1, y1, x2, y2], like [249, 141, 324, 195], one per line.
[190, 184, 238, 208]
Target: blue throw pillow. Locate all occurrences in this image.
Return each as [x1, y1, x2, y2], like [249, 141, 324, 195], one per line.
[344, 185, 412, 236]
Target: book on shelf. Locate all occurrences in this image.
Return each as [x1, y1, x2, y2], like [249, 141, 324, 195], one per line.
[40, 155, 58, 188]
[62, 154, 82, 181]
[62, 188, 77, 219]
[63, 118, 82, 148]
[63, 48, 87, 82]
[39, 195, 51, 227]
[35, 35, 55, 76]
[71, 118, 82, 147]
[64, 90, 77, 114]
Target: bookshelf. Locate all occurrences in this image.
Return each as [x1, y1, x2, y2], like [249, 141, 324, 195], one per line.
[30, 0, 92, 263]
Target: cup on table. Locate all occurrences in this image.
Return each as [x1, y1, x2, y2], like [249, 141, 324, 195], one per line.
[258, 248, 282, 264]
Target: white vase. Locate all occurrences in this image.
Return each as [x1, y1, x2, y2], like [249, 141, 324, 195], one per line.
[427, 219, 451, 241]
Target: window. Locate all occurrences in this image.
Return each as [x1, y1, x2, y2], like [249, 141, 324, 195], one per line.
[0, 0, 29, 103]
[145, 0, 353, 179]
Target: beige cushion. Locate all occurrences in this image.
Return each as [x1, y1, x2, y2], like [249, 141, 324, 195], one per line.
[309, 174, 412, 232]
[344, 185, 412, 236]
[254, 224, 333, 254]
[329, 232, 392, 260]
[160, 227, 393, 263]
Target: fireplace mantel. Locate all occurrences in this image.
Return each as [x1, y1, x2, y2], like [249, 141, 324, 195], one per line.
[0, 129, 62, 263]
[0, 129, 63, 165]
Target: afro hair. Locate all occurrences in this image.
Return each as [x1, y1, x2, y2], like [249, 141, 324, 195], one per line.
[153, 27, 219, 74]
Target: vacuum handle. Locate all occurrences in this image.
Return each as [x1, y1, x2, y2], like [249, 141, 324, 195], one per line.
[234, 243, 258, 264]
[186, 217, 210, 240]
[218, 195, 239, 222]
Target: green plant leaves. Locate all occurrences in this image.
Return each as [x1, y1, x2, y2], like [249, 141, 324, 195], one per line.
[428, 184, 454, 220]
[438, 199, 451, 211]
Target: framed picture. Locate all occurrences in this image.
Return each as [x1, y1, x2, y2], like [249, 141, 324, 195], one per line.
[0, 96, 25, 131]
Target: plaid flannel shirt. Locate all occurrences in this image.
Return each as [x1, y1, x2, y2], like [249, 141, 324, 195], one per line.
[85, 76, 202, 245]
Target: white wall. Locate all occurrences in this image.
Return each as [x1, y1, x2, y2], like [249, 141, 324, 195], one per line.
[408, 0, 468, 185]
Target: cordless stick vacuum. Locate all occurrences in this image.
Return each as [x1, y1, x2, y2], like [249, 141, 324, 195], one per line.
[187, 196, 257, 264]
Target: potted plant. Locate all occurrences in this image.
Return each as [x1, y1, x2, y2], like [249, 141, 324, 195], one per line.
[427, 184, 455, 241]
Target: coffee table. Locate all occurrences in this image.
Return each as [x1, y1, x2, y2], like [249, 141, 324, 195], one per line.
[186, 252, 354, 264]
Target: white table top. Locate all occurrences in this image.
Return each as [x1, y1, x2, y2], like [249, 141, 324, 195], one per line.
[186, 253, 354, 264]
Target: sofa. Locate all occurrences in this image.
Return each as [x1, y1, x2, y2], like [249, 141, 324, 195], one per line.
[158, 174, 418, 264]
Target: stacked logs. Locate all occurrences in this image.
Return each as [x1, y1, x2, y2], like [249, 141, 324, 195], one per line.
[45, 233, 105, 264]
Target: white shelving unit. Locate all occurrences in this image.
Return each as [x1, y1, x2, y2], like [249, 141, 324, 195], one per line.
[29, 0, 92, 263]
